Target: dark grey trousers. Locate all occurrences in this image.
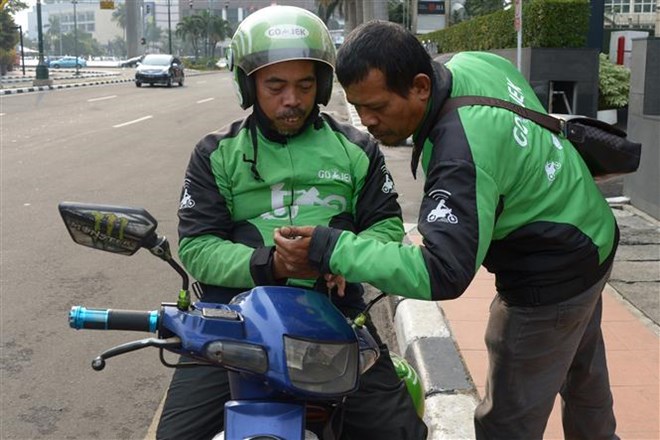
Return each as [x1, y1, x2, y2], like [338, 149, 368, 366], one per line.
[474, 273, 619, 440]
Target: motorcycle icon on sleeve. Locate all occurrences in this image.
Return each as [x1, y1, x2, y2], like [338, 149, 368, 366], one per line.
[426, 199, 458, 224]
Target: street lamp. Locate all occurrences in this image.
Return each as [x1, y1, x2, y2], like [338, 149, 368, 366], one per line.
[34, 0, 51, 84]
[72, 0, 80, 76]
[168, 0, 173, 54]
[12, 25, 26, 76]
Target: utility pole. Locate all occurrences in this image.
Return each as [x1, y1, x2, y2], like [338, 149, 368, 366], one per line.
[12, 25, 25, 76]
[126, 0, 139, 57]
[168, 0, 172, 54]
[73, 0, 79, 75]
[34, 0, 52, 85]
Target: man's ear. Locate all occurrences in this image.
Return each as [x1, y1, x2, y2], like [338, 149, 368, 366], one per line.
[411, 74, 431, 101]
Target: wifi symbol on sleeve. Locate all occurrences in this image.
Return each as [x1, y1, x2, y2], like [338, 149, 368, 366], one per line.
[428, 189, 452, 201]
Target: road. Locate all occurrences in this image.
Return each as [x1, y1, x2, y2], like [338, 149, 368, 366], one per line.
[1, 73, 422, 439]
[0, 73, 252, 439]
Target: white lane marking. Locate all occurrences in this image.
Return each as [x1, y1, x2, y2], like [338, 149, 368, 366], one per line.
[88, 95, 117, 103]
[0, 113, 5, 116]
[196, 98, 214, 104]
[113, 115, 153, 128]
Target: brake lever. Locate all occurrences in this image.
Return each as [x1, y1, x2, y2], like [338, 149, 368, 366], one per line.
[91, 336, 181, 371]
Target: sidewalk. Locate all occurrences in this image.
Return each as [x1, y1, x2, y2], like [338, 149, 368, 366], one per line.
[399, 219, 659, 439]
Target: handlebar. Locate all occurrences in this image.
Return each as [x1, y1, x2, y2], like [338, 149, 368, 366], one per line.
[69, 306, 159, 333]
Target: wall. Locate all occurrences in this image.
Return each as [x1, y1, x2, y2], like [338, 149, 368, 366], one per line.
[491, 48, 599, 117]
[624, 37, 660, 219]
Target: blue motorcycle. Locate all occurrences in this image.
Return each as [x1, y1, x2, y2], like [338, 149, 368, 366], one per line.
[60, 202, 423, 440]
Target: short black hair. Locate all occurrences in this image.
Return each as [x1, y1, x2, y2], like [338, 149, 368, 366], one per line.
[336, 21, 433, 98]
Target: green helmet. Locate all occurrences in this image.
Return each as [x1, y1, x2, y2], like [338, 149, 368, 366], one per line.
[228, 5, 336, 109]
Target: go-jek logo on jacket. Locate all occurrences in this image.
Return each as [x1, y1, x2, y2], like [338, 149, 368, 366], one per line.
[179, 179, 196, 210]
[266, 25, 309, 39]
[426, 189, 458, 224]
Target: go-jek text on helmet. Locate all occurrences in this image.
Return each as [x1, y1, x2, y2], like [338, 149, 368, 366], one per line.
[228, 5, 336, 109]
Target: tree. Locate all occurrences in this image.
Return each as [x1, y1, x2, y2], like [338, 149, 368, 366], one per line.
[45, 15, 63, 56]
[208, 14, 232, 58]
[145, 20, 162, 50]
[388, 0, 411, 24]
[464, 0, 504, 19]
[176, 14, 204, 58]
[317, 0, 344, 24]
[111, 1, 127, 39]
[0, 2, 25, 75]
[107, 35, 127, 58]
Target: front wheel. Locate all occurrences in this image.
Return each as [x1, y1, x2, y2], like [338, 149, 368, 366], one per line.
[52, 64, 60, 69]
[135, 81, 142, 88]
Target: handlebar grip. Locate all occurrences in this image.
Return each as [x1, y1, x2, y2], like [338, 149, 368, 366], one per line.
[69, 306, 159, 333]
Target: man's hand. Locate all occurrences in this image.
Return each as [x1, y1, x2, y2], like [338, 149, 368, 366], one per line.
[325, 274, 346, 298]
[273, 226, 316, 267]
[273, 226, 317, 279]
[274, 227, 344, 294]
[272, 250, 319, 280]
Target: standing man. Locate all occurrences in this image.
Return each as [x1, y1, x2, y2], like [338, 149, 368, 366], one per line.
[157, 9, 427, 440]
[275, 21, 620, 439]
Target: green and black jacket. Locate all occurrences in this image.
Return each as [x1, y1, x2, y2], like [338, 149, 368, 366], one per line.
[307, 52, 619, 301]
[177, 105, 404, 301]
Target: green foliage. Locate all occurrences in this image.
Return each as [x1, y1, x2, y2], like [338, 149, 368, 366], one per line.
[176, 12, 230, 58]
[182, 56, 221, 70]
[388, 0, 410, 24]
[1, 8, 20, 74]
[598, 53, 630, 109]
[425, 0, 589, 52]
[1, 9, 20, 52]
[464, 0, 503, 19]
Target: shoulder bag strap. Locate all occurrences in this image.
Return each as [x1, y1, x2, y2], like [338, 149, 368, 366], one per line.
[438, 95, 564, 134]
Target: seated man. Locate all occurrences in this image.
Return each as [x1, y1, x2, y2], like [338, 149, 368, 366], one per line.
[156, 6, 427, 440]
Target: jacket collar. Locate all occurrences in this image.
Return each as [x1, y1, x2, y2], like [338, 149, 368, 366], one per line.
[410, 61, 453, 178]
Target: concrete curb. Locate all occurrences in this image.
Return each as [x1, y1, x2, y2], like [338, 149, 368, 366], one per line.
[392, 224, 479, 439]
[344, 96, 481, 438]
[0, 77, 135, 95]
[0, 70, 216, 96]
[391, 297, 479, 439]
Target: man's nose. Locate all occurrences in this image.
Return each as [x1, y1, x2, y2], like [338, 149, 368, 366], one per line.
[282, 87, 301, 106]
[357, 108, 377, 128]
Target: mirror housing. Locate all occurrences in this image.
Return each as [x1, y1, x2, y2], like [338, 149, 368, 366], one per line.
[58, 202, 158, 256]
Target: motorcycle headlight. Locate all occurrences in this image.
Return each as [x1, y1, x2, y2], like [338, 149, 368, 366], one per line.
[205, 340, 268, 374]
[284, 336, 358, 395]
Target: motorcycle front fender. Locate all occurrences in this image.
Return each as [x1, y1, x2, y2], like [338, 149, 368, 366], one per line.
[221, 400, 311, 440]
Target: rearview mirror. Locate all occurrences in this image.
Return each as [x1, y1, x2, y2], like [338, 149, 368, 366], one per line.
[58, 202, 158, 256]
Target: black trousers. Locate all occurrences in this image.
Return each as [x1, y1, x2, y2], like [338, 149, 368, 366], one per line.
[157, 287, 427, 440]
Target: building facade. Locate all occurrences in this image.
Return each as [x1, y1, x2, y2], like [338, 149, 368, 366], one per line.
[27, 0, 124, 45]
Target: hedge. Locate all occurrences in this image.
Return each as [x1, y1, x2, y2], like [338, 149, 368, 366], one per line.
[424, 0, 589, 52]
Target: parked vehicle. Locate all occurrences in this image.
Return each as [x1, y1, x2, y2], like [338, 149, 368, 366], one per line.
[135, 54, 184, 87]
[49, 56, 87, 69]
[60, 202, 423, 439]
[119, 55, 144, 68]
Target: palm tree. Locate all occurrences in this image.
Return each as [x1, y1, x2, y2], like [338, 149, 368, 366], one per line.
[112, 2, 127, 39]
[46, 15, 65, 55]
[208, 15, 232, 58]
[176, 15, 204, 59]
